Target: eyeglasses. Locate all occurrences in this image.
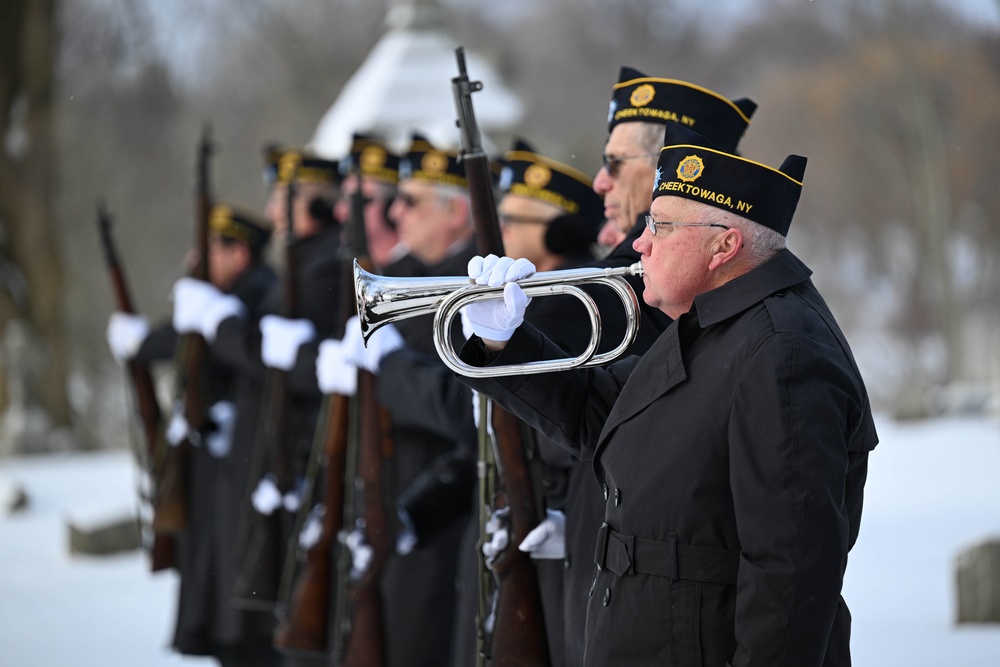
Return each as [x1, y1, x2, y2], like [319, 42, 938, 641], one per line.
[498, 213, 551, 227]
[396, 191, 424, 209]
[643, 214, 730, 236]
[601, 151, 660, 178]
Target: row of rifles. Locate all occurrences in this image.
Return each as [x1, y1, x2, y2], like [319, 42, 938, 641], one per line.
[99, 48, 553, 666]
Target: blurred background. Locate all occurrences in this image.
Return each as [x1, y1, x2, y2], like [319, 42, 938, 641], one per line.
[2, 1, 1000, 665]
[1, 0, 999, 464]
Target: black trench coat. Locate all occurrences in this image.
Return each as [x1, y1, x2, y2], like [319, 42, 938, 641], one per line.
[461, 249, 878, 667]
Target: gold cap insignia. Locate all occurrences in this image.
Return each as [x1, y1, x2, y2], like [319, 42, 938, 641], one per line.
[278, 152, 303, 183]
[421, 151, 448, 174]
[361, 145, 387, 172]
[210, 204, 233, 233]
[630, 84, 656, 108]
[676, 155, 704, 183]
[524, 163, 552, 189]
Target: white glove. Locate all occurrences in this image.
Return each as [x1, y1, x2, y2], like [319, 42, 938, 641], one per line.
[251, 474, 282, 515]
[345, 315, 403, 373]
[260, 315, 316, 371]
[202, 293, 245, 343]
[172, 277, 224, 335]
[345, 525, 374, 580]
[298, 503, 326, 551]
[205, 400, 236, 458]
[463, 255, 534, 341]
[396, 508, 418, 555]
[482, 506, 510, 560]
[316, 339, 357, 396]
[470, 254, 536, 288]
[519, 509, 566, 560]
[106, 312, 149, 362]
[165, 401, 189, 446]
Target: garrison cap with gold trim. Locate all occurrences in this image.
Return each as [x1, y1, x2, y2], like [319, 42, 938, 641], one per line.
[264, 145, 341, 187]
[398, 133, 466, 189]
[651, 123, 807, 237]
[607, 66, 757, 153]
[340, 134, 400, 185]
[499, 139, 604, 228]
[209, 202, 272, 251]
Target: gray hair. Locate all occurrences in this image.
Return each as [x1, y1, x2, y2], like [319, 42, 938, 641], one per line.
[629, 121, 665, 167]
[702, 206, 787, 264]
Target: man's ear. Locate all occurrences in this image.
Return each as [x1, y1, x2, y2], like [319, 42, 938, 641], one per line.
[707, 228, 743, 271]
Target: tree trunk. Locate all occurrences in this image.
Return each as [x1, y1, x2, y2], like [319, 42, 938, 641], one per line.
[0, 0, 70, 452]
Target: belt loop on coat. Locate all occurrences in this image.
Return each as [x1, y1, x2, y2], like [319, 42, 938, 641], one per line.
[594, 521, 609, 571]
[667, 532, 679, 581]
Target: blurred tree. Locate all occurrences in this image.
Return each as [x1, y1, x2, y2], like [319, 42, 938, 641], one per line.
[740, 0, 1000, 391]
[0, 0, 71, 452]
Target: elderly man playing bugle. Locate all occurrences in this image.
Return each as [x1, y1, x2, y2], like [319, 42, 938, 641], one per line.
[456, 123, 878, 667]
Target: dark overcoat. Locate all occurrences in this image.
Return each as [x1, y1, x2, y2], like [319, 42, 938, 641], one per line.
[461, 250, 878, 667]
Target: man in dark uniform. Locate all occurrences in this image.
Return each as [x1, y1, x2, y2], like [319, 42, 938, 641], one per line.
[525, 69, 759, 667]
[449, 139, 607, 667]
[316, 132, 477, 667]
[107, 202, 279, 666]
[459, 125, 878, 666]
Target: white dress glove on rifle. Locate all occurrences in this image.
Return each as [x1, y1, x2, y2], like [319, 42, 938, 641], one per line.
[105, 312, 149, 362]
[260, 315, 316, 371]
[345, 525, 374, 581]
[315, 316, 404, 395]
[316, 339, 357, 396]
[519, 508, 566, 560]
[482, 506, 511, 561]
[462, 255, 535, 342]
[205, 400, 236, 459]
[172, 277, 244, 342]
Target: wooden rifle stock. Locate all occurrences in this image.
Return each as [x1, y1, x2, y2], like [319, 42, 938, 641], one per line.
[158, 125, 215, 534]
[453, 46, 551, 667]
[275, 164, 390, 660]
[273, 391, 349, 652]
[96, 201, 176, 572]
[341, 369, 391, 667]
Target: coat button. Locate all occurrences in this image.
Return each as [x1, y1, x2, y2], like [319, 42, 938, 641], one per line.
[602, 483, 609, 500]
[564, 554, 571, 571]
[602, 588, 611, 606]
[614, 488, 621, 506]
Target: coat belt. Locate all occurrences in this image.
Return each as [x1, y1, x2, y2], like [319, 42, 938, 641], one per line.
[594, 523, 740, 586]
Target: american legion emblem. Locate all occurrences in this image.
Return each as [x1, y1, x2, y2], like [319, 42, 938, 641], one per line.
[630, 84, 656, 108]
[676, 155, 705, 183]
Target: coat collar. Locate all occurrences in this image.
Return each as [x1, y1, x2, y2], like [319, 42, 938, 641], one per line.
[593, 249, 812, 467]
[692, 249, 812, 327]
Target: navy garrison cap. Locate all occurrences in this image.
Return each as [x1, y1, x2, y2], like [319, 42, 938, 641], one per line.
[607, 66, 756, 153]
[652, 123, 806, 237]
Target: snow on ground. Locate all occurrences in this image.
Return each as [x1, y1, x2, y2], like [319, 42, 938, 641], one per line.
[1, 414, 999, 666]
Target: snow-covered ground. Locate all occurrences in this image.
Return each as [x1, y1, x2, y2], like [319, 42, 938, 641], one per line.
[1, 414, 999, 666]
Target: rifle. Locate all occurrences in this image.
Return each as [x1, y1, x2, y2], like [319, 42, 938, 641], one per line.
[157, 124, 215, 533]
[452, 46, 551, 667]
[96, 200, 176, 573]
[275, 165, 392, 667]
[233, 162, 301, 610]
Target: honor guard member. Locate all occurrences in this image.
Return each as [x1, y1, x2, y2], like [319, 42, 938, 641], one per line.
[108, 203, 279, 666]
[447, 139, 606, 667]
[318, 132, 478, 667]
[458, 125, 878, 667]
[501, 70, 758, 667]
